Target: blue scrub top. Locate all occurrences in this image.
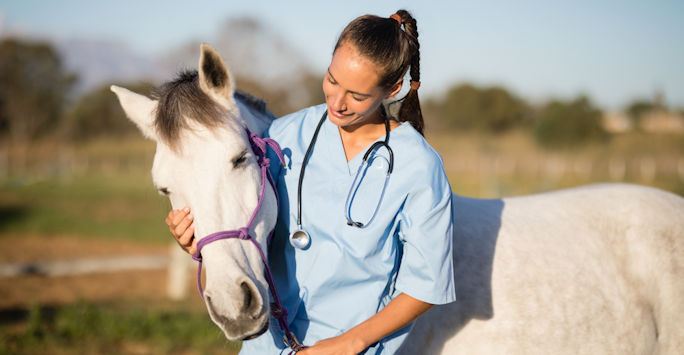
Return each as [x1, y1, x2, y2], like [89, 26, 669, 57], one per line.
[241, 104, 455, 354]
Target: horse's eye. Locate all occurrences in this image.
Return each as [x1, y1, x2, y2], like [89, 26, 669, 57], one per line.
[232, 150, 248, 168]
[158, 187, 170, 196]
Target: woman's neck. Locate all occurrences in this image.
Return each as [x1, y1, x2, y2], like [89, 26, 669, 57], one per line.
[338, 110, 397, 162]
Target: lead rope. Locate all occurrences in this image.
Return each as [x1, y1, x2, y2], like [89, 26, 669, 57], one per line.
[192, 128, 307, 353]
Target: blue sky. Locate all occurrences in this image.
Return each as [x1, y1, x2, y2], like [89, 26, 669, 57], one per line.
[2, 0, 683, 110]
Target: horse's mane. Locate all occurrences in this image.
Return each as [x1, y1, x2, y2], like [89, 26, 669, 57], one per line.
[153, 70, 275, 148]
[234, 90, 276, 121]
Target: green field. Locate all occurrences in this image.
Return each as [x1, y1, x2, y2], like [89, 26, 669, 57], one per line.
[0, 172, 170, 242]
[0, 301, 240, 355]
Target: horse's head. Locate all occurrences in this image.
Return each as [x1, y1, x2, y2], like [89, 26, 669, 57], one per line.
[111, 44, 276, 341]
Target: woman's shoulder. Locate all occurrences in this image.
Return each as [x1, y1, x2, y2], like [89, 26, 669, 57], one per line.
[266, 104, 327, 140]
[392, 122, 445, 171]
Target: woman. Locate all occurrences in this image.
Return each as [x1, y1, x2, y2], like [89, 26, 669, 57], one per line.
[167, 10, 455, 354]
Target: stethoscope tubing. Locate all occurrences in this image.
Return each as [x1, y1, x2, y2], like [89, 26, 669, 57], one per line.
[344, 160, 391, 228]
[290, 110, 393, 248]
[296, 112, 327, 227]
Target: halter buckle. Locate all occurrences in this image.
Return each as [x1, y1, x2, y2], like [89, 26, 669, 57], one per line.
[283, 332, 306, 352]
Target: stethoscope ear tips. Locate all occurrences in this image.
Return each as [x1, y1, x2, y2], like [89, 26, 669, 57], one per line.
[347, 221, 364, 228]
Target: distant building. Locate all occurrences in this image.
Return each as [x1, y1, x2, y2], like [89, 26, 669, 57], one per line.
[603, 90, 684, 134]
[640, 110, 684, 133]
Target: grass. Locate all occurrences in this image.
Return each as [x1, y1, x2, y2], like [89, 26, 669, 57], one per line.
[0, 301, 240, 355]
[426, 129, 684, 198]
[0, 172, 171, 243]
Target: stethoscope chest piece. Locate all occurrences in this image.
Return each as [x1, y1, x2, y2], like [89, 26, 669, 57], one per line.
[289, 227, 310, 249]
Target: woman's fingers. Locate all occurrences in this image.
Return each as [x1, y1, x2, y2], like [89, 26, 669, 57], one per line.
[178, 222, 195, 246]
[184, 225, 197, 255]
[172, 207, 190, 227]
[173, 213, 194, 239]
[165, 207, 196, 254]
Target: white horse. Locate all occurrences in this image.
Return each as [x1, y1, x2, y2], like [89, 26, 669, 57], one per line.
[112, 44, 684, 354]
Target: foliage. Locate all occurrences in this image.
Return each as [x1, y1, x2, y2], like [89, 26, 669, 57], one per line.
[426, 83, 529, 133]
[64, 82, 155, 141]
[0, 301, 240, 355]
[0, 38, 76, 142]
[533, 96, 607, 148]
[625, 99, 655, 128]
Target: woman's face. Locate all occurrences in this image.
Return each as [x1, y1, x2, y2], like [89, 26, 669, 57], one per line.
[323, 42, 401, 130]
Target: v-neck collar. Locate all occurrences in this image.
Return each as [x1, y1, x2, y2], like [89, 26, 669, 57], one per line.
[321, 116, 406, 176]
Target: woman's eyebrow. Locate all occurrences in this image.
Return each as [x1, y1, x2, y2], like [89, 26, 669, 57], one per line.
[327, 69, 372, 97]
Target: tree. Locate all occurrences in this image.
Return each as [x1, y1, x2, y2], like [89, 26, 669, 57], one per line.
[533, 96, 607, 148]
[0, 38, 76, 142]
[429, 83, 528, 133]
[63, 81, 154, 141]
[625, 100, 654, 129]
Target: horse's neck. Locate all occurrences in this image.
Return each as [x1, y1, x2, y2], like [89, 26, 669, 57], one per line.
[235, 100, 272, 137]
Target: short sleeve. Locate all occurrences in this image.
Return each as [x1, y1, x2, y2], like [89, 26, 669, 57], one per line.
[394, 161, 455, 305]
[263, 126, 283, 182]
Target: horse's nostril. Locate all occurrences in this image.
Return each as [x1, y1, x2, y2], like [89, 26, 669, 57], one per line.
[240, 281, 253, 311]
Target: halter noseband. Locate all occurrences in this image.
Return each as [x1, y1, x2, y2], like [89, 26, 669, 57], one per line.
[191, 128, 306, 353]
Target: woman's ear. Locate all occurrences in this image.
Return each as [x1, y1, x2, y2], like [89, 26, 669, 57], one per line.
[385, 79, 404, 100]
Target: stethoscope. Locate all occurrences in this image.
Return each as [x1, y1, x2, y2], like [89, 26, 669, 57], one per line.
[289, 110, 394, 249]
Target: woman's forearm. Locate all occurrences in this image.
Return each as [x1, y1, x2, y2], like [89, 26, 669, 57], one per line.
[300, 293, 433, 354]
[345, 293, 433, 352]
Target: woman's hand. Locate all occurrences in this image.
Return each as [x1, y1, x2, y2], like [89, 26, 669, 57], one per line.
[298, 333, 366, 355]
[165, 207, 197, 255]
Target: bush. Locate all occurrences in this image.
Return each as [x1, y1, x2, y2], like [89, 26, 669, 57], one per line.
[64, 82, 155, 141]
[533, 96, 607, 148]
[430, 83, 529, 133]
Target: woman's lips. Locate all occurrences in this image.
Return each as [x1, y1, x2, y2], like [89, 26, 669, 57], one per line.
[330, 110, 350, 119]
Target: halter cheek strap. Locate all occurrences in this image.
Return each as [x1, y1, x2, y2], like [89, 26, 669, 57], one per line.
[191, 128, 307, 353]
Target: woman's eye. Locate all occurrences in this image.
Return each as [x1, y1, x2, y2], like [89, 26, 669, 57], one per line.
[352, 95, 367, 102]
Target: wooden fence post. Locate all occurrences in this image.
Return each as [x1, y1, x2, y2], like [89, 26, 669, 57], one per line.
[167, 243, 191, 300]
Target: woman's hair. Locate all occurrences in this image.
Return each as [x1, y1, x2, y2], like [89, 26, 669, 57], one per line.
[334, 9, 424, 135]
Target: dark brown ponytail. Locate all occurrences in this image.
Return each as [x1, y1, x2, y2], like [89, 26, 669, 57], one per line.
[394, 10, 423, 135]
[334, 9, 425, 135]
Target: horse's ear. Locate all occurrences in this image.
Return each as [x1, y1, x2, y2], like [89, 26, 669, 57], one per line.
[198, 43, 234, 103]
[110, 85, 158, 141]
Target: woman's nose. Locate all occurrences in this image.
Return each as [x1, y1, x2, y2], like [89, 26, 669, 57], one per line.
[330, 92, 346, 112]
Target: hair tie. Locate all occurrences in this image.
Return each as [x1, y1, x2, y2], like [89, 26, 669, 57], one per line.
[390, 14, 402, 25]
[410, 80, 421, 90]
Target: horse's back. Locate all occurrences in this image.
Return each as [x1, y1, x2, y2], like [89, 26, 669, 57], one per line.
[401, 183, 684, 355]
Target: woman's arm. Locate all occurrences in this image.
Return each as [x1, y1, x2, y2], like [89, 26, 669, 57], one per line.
[299, 293, 432, 355]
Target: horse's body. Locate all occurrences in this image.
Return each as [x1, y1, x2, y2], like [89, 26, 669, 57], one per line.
[401, 184, 684, 354]
[113, 44, 684, 354]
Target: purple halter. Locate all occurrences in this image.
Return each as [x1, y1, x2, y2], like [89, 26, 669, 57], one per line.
[191, 128, 306, 353]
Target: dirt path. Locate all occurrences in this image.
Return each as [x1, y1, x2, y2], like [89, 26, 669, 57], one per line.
[0, 234, 200, 309]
